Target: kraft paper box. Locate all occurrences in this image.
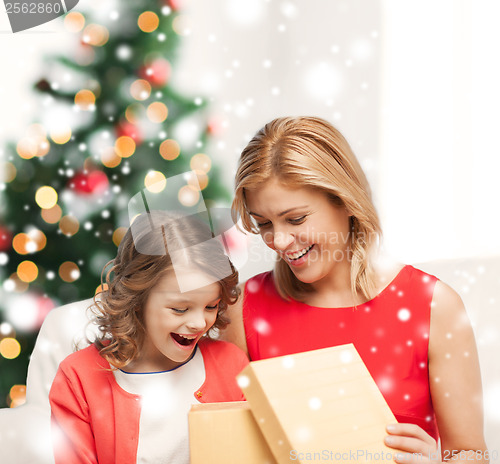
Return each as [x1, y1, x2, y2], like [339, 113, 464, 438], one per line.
[188, 401, 277, 464]
[237, 344, 397, 464]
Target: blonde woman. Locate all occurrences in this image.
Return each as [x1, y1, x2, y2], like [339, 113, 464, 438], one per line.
[223, 116, 488, 463]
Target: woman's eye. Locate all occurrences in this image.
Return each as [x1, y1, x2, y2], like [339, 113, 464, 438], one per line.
[288, 215, 307, 225]
[256, 221, 271, 228]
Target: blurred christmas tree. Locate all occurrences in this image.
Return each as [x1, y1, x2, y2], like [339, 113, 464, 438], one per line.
[0, 0, 228, 408]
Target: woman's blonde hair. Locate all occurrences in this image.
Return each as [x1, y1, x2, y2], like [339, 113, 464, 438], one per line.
[92, 210, 239, 369]
[232, 116, 381, 302]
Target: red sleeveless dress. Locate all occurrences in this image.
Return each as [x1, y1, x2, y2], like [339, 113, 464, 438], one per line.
[243, 265, 439, 440]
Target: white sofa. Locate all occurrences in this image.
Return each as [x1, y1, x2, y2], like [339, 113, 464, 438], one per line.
[1, 257, 499, 463]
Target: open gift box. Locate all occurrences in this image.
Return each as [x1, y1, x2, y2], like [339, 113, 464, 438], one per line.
[189, 343, 397, 464]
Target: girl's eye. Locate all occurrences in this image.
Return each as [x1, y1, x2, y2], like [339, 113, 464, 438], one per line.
[205, 304, 219, 311]
[256, 221, 271, 229]
[171, 308, 188, 314]
[288, 215, 307, 225]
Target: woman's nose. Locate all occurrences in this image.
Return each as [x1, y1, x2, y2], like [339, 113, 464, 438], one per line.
[272, 230, 295, 251]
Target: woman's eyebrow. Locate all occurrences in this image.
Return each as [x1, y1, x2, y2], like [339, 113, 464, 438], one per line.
[249, 206, 309, 218]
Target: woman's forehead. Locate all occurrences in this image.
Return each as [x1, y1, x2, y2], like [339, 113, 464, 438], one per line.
[245, 180, 322, 213]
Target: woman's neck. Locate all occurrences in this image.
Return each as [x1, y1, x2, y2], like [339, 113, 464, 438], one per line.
[304, 260, 359, 308]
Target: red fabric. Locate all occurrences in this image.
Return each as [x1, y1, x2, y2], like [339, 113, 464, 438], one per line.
[49, 339, 248, 464]
[243, 265, 439, 440]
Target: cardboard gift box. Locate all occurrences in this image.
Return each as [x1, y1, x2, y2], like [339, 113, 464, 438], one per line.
[189, 344, 396, 464]
[189, 401, 277, 464]
[237, 343, 397, 463]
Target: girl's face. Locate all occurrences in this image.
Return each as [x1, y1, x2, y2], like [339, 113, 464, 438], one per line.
[245, 178, 352, 288]
[135, 269, 221, 372]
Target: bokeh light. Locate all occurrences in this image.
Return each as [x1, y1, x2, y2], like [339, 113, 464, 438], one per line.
[172, 15, 191, 36]
[112, 227, 127, 247]
[144, 171, 167, 193]
[75, 89, 96, 110]
[305, 61, 343, 100]
[16, 138, 37, 159]
[50, 127, 72, 145]
[101, 147, 122, 168]
[190, 153, 212, 173]
[28, 229, 47, 252]
[95, 283, 109, 294]
[9, 385, 26, 408]
[1, 162, 17, 182]
[138, 11, 160, 33]
[41, 204, 63, 224]
[82, 24, 110, 47]
[178, 185, 199, 207]
[59, 261, 81, 283]
[17, 133, 50, 159]
[147, 102, 168, 123]
[0, 338, 21, 360]
[35, 186, 58, 209]
[13, 230, 47, 255]
[159, 139, 180, 161]
[64, 11, 85, 32]
[130, 79, 152, 101]
[225, 0, 265, 25]
[59, 216, 80, 237]
[191, 170, 209, 190]
[12, 233, 29, 255]
[125, 103, 144, 124]
[6, 273, 29, 293]
[115, 136, 136, 158]
[17, 261, 38, 283]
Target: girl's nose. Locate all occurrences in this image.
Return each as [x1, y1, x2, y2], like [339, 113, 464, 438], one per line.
[186, 310, 208, 332]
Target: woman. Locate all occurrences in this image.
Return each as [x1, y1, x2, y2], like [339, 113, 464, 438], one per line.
[222, 116, 488, 463]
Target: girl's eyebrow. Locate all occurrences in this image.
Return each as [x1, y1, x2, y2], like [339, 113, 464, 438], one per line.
[249, 206, 309, 218]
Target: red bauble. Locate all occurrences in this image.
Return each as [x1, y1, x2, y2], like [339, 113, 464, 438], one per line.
[0, 225, 13, 252]
[139, 58, 171, 87]
[35, 295, 56, 330]
[165, 0, 183, 11]
[207, 116, 226, 136]
[116, 121, 143, 144]
[70, 170, 109, 195]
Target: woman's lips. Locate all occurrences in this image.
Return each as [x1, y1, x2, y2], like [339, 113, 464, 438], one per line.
[285, 244, 314, 266]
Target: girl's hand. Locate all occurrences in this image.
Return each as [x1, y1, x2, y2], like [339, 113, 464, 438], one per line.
[384, 423, 441, 464]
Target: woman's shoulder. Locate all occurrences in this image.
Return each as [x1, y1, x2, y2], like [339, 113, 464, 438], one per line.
[372, 258, 439, 293]
[244, 270, 274, 290]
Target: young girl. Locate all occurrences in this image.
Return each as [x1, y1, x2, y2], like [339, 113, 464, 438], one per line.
[224, 116, 489, 463]
[49, 211, 249, 464]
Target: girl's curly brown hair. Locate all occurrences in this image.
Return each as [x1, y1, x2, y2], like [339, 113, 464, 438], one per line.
[91, 210, 239, 369]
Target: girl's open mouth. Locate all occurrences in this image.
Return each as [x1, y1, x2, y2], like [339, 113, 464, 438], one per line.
[171, 333, 197, 347]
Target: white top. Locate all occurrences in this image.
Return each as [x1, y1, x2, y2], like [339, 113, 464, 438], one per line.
[113, 347, 205, 464]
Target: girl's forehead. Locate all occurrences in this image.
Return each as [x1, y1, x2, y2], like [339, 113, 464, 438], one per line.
[151, 269, 220, 297]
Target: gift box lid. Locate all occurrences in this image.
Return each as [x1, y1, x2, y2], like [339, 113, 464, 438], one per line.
[237, 343, 397, 464]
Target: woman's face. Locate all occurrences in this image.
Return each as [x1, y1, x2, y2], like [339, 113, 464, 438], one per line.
[245, 178, 352, 286]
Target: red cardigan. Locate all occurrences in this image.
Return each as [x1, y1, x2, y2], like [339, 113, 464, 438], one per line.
[49, 339, 249, 464]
